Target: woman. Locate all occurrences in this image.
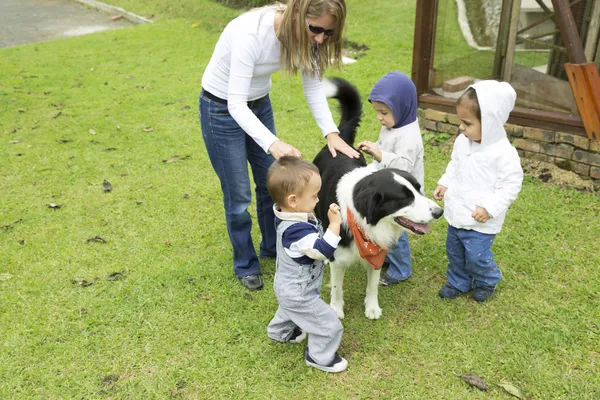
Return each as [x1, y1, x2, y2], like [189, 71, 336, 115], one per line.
[199, 0, 358, 291]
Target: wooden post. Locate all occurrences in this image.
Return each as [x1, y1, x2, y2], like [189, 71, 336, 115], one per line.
[584, 0, 600, 62]
[411, 0, 438, 95]
[501, 0, 522, 81]
[551, 0, 587, 63]
[493, 0, 513, 78]
[553, 0, 600, 140]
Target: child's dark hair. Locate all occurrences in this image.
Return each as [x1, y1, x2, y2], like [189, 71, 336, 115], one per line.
[458, 87, 481, 121]
[267, 156, 320, 207]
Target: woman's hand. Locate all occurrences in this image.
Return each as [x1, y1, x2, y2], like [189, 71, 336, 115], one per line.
[268, 140, 302, 159]
[326, 132, 360, 158]
[357, 141, 382, 162]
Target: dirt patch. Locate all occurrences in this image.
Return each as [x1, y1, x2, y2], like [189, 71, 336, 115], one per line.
[521, 159, 597, 193]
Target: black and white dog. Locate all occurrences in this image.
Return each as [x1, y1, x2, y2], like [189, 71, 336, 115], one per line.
[313, 78, 443, 320]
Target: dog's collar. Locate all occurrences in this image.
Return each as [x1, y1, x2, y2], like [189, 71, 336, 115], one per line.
[346, 208, 387, 270]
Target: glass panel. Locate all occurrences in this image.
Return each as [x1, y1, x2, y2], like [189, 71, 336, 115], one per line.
[432, 0, 591, 116]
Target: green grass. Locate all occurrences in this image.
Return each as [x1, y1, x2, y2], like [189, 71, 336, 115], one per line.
[1, 0, 599, 398]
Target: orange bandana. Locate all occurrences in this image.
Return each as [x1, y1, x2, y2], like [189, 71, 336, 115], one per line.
[346, 209, 388, 270]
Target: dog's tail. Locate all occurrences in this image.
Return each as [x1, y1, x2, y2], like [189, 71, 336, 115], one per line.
[323, 77, 362, 146]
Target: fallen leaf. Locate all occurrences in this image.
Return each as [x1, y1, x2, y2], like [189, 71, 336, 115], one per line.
[18, 240, 25, 245]
[180, 105, 190, 110]
[143, 127, 154, 132]
[163, 155, 179, 163]
[539, 173, 552, 183]
[102, 374, 119, 384]
[107, 272, 124, 281]
[47, 203, 62, 209]
[103, 180, 112, 192]
[497, 382, 525, 399]
[72, 279, 94, 287]
[86, 236, 107, 243]
[183, 193, 189, 199]
[0, 273, 13, 281]
[164, 240, 172, 246]
[192, 23, 199, 28]
[104, 147, 117, 151]
[9, 140, 20, 144]
[457, 373, 487, 391]
[89, 129, 96, 135]
[57, 139, 73, 144]
[1, 219, 23, 230]
[111, 15, 123, 21]
[52, 111, 62, 119]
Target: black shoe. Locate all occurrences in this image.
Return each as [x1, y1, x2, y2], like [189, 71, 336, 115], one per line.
[439, 282, 462, 299]
[239, 275, 263, 291]
[305, 348, 347, 373]
[473, 285, 496, 302]
[288, 327, 307, 344]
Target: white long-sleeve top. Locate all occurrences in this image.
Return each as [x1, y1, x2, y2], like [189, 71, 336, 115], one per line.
[438, 80, 523, 234]
[372, 119, 425, 193]
[201, 6, 339, 153]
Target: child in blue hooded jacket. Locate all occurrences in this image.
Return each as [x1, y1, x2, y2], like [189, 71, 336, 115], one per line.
[357, 71, 425, 286]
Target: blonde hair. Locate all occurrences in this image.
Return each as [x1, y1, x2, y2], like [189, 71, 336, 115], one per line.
[267, 156, 320, 207]
[274, 0, 346, 78]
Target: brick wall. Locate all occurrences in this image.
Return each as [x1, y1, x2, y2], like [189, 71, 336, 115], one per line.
[422, 109, 600, 181]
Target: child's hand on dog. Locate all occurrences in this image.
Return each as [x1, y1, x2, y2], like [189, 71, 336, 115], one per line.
[357, 141, 382, 162]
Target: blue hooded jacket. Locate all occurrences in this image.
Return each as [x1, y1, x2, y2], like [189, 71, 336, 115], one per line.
[368, 71, 417, 129]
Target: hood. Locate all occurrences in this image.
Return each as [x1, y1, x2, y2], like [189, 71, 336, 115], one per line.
[470, 80, 516, 146]
[368, 71, 417, 129]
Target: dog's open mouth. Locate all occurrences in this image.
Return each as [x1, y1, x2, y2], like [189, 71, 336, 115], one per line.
[394, 217, 429, 235]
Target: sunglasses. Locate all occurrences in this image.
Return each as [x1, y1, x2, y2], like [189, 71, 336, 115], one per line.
[306, 22, 335, 37]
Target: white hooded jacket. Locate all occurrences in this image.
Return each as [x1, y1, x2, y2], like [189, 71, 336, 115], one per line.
[438, 80, 523, 234]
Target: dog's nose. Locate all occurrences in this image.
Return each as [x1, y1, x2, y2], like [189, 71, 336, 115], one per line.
[432, 206, 443, 219]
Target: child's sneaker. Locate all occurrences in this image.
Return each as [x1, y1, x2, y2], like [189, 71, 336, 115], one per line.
[439, 282, 462, 299]
[379, 273, 401, 286]
[288, 327, 307, 344]
[473, 285, 496, 302]
[305, 348, 347, 373]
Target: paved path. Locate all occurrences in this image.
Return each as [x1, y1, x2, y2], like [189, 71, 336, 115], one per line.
[0, 0, 134, 48]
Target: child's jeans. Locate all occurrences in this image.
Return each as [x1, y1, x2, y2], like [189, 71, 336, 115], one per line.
[384, 231, 412, 281]
[445, 225, 502, 292]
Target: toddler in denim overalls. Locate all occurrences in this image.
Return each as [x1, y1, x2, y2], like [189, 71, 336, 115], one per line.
[266, 156, 347, 373]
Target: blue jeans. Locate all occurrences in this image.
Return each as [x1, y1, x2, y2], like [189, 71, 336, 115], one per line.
[445, 225, 502, 292]
[384, 231, 412, 281]
[199, 91, 277, 278]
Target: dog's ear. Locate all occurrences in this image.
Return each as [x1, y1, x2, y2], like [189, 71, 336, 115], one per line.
[355, 190, 385, 225]
[365, 193, 384, 225]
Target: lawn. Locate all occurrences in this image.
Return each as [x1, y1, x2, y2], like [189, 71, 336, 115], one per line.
[1, 0, 599, 399]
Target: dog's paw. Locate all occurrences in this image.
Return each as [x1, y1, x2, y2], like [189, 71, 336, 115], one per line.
[330, 302, 345, 319]
[364, 304, 382, 320]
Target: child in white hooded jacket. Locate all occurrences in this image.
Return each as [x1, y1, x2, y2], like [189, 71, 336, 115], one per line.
[433, 80, 523, 302]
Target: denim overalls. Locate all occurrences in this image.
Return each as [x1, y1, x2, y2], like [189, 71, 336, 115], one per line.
[267, 219, 343, 366]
